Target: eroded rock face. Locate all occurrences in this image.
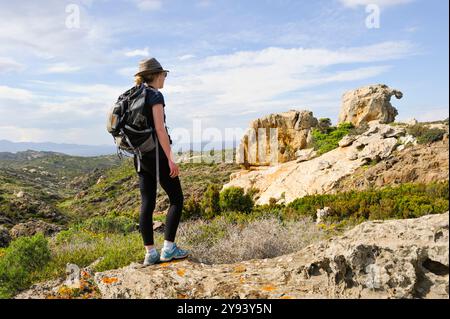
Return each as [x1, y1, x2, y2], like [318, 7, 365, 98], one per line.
[93, 212, 449, 299]
[224, 121, 405, 205]
[236, 110, 318, 167]
[338, 84, 402, 127]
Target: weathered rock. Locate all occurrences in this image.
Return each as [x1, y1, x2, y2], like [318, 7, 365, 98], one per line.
[338, 84, 402, 126]
[10, 220, 63, 239]
[295, 148, 317, 163]
[224, 122, 405, 205]
[0, 225, 11, 247]
[237, 110, 318, 167]
[15, 190, 24, 198]
[334, 138, 449, 191]
[316, 207, 332, 224]
[93, 212, 449, 299]
[339, 135, 356, 148]
[153, 221, 165, 232]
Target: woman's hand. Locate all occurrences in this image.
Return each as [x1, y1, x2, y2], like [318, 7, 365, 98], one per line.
[168, 159, 179, 178]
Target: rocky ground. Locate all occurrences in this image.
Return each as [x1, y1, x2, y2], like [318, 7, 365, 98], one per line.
[16, 211, 448, 299]
[57, 212, 448, 299]
[335, 136, 449, 192]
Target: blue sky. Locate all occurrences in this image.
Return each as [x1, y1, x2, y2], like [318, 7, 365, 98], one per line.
[0, 0, 448, 148]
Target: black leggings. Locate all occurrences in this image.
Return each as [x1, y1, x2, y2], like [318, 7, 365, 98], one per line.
[135, 149, 184, 246]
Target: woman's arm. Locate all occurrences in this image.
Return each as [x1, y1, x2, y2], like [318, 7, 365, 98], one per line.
[152, 104, 179, 177]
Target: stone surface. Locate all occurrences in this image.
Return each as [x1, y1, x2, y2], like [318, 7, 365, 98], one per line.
[236, 110, 318, 167]
[224, 121, 406, 205]
[93, 212, 449, 299]
[338, 84, 402, 127]
[334, 137, 449, 191]
[9, 220, 63, 239]
[316, 207, 332, 224]
[296, 148, 318, 163]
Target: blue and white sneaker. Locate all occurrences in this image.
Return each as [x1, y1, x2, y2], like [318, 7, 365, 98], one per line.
[160, 243, 189, 262]
[143, 249, 160, 266]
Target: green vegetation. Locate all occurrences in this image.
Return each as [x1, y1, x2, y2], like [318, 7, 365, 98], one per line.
[310, 122, 355, 155]
[219, 186, 254, 214]
[288, 180, 449, 223]
[0, 234, 51, 298]
[406, 123, 447, 144]
[200, 184, 221, 219]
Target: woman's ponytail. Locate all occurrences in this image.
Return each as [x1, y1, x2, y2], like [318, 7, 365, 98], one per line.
[135, 75, 144, 86]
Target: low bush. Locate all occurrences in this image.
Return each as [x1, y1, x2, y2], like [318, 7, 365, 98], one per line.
[406, 124, 446, 144]
[219, 187, 254, 213]
[0, 234, 51, 298]
[200, 184, 221, 219]
[288, 181, 449, 223]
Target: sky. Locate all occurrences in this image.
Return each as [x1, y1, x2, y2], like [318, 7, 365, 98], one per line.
[0, 0, 448, 149]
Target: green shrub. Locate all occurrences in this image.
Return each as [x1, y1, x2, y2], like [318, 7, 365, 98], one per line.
[219, 187, 254, 213]
[311, 122, 354, 155]
[406, 124, 446, 144]
[80, 216, 137, 234]
[0, 233, 51, 298]
[181, 194, 203, 221]
[287, 181, 449, 223]
[317, 118, 332, 133]
[200, 184, 221, 219]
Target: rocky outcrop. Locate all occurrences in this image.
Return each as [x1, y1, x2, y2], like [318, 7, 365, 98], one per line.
[224, 121, 406, 205]
[92, 212, 449, 299]
[338, 84, 402, 127]
[236, 110, 318, 167]
[334, 137, 449, 192]
[9, 220, 63, 239]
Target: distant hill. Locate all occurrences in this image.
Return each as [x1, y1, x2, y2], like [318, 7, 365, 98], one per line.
[0, 139, 116, 157]
[0, 139, 241, 157]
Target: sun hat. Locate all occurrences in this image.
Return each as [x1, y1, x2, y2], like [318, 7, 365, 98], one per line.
[135, 57, 170, 76]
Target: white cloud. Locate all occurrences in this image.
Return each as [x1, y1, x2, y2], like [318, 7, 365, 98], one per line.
[339, 0, 413, 8]
[162, 41, 414, 119]
[133, 0, 162, 11]
[178, 54, 196, 61]
[44, 63, 81, 74]
[0, 85, 34, 102]
[125, 48, 150, 57]
[0, 57, 24, 73]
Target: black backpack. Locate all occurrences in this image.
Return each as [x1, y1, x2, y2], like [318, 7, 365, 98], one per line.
[106, 84, 159, 173]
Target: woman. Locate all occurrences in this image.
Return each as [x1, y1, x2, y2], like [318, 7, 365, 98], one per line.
[132, 57, 189, 266]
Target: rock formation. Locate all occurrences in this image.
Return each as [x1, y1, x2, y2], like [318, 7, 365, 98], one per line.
[236, 110, 318, 167]
[224, 121, 408, 205]
[90, 212, 448, 299]
[338, 84, 402, 126]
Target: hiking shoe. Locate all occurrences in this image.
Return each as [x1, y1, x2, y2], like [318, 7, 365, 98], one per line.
[143, 249, 160, 266]
[160, 243, 189, 262]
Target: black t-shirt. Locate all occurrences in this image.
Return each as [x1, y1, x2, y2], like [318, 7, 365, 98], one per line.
[145, 85, 172, 144]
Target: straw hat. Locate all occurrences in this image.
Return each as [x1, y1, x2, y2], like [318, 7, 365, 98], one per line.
[135, 57, 170, 76]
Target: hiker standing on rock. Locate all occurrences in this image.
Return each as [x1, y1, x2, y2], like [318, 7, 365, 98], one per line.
[132, 58, 189, 266]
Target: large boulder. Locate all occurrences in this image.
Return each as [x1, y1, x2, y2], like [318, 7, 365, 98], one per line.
[92, 212, 449, 299]
[237, 109, 318, 167]
[338, 84, 402, 127]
